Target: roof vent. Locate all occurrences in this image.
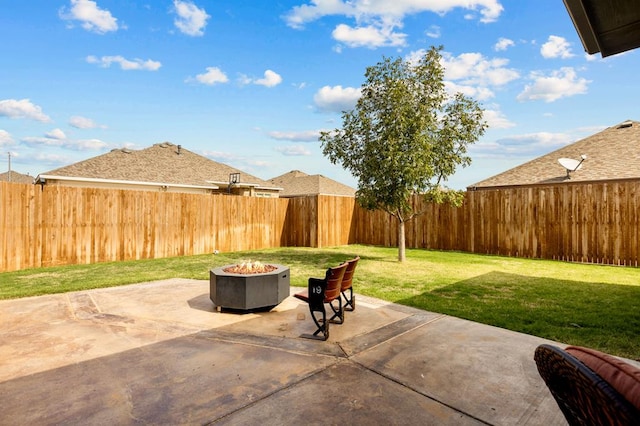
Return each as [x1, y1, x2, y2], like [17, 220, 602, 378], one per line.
[111, 148, 132, 153]
[618, 120, 633, 128]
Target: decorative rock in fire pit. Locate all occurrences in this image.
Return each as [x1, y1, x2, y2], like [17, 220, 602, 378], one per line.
[209, 262, 290, 312]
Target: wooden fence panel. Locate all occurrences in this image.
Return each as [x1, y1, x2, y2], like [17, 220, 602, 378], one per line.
[350, 181, 640, 266]
[282, 196, 317, 247]
[0, 184, 290, 272]
[316, 195, 355, 248]
[2, 180, 640, 272]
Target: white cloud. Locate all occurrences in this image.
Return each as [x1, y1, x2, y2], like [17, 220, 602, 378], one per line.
[268, 130, 321, 141]
[0, 99, 51, 122]
[86, 55, 161, 71]
[75, 139, 108, 150]
[0, 130, 13, 146]
[425, 25, 441, 39]
[32, 151, 73, 164]
[284, 0, 502, 49]
[540, 35, 574, 59]
[59, 0, 119, 34]
[284, 0, 503, 28]
[238, 70, 283, 87]
[21, 136, 66, 147]
[46, 128, 67, 140]
[471, 131, 574, 159]
[585, 53, 599, 62]
[444, 81, 495, 101]
[254, 70, 283, 87]
[332, 23, 407, 48]
[517, 67, 589, 102]
[22, 136, 107, 150]
[275, 145, 312, 156]
[173, 0, 210, 36]
[69, 115, 103, 129]
[202, 150, 240, 161]
[441, 52, 519, 87]
[190, 67, 229, 85]
[494, 37, 514, 51]
[313, 85, 361, 112]
[427, 50, 519, 100]
[482, 109, 515, 129]
[496, 132, 572, 150]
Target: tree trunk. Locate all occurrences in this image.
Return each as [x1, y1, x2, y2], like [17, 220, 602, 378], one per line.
[398, 220, 406, 262]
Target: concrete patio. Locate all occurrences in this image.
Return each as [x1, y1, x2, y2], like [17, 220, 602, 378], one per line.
[0, 278, 568, 425]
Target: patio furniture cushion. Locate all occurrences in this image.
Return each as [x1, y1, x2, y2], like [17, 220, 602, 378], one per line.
[534, 344, 640, 425]
[565, 345, 640, 410]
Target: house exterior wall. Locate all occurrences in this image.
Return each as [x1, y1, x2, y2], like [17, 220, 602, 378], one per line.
[42, 178, 280, 197]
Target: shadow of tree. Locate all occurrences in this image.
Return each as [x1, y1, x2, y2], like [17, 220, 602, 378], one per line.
[395, 271, 640, 360]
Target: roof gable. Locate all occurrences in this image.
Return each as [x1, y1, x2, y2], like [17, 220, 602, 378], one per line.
[471, 120, 640, 189]
[40, 142, 277, 189]
[0, 171, 34, 184]
[270, 170, 355, 197]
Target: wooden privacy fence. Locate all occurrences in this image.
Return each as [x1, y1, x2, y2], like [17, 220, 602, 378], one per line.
[2, 179, 639, 272]
[352, 180, 640, 266]
[1, 183, 289, 272]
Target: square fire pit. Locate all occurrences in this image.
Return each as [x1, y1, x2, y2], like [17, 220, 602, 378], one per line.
[209, 263, 290, 312]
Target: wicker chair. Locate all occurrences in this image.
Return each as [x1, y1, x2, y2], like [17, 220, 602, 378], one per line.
[534, 344, 640, 425]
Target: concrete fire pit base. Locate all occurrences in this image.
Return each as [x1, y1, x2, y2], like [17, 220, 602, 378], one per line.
[209, 264, 290, 312]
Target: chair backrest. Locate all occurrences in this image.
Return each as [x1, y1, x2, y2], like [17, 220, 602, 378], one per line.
[340, 256, 360, 292]
[324, 262, 347, 301]
[534, 344, 640, 425]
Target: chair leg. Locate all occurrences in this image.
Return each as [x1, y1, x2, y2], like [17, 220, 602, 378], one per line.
[328, 297, 344, 324]
[343, 288, 355, 311]
[301, 306, 329, 340]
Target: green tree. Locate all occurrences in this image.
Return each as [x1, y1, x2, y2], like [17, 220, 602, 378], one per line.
[320, 46, 487, 262]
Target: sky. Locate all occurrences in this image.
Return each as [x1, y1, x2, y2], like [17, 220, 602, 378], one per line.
[1, 0, 639, 190]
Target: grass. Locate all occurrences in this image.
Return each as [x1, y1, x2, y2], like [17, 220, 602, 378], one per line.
[1, 244, 639, 360]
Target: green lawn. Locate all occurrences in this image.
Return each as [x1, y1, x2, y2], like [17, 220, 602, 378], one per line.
[1, 245, 639, 360]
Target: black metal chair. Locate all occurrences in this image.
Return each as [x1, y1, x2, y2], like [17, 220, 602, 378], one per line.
[534, 344, 640, 425]
[294, 262, 347, 341]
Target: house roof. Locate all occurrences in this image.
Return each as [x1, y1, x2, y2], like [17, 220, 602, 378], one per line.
[563, 0, 640, 57]
[269, 170, 356, 197]
[0, 171, 34, 184]
[39, 142, 279, 190]
[470, 120, 640, 189]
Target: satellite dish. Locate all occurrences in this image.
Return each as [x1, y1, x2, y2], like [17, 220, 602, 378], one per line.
[558, 154, 587, 178]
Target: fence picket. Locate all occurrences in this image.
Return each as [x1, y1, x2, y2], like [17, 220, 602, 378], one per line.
[2, 180, 640, 272]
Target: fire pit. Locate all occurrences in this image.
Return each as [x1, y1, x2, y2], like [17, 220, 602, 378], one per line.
[209, 262, 290, 312]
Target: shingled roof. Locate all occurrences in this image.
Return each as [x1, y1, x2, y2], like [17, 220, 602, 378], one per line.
[470, 120, 640, 189]
[0, 171, 34, 184]
[269, 170, 356, 197]
[39, 142, 279, 191]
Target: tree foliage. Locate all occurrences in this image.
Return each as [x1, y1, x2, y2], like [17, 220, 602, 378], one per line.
[320, 46, 487, 261]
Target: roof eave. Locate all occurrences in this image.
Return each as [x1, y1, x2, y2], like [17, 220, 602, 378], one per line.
[562, 0, 601, 54]
[36, 174, 220, 190]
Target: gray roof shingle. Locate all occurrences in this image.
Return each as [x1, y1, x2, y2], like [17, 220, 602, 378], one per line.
[40, 142, 278, 189]
[470, 120, 640, 188]
[269, 170, 356, 197]
[0, 171, 34, 184]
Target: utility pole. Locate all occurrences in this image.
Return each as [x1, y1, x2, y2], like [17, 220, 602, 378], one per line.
[7, 151, 11, 182]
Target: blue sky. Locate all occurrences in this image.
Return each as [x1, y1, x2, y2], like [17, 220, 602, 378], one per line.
[1, 0, 638, 189]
